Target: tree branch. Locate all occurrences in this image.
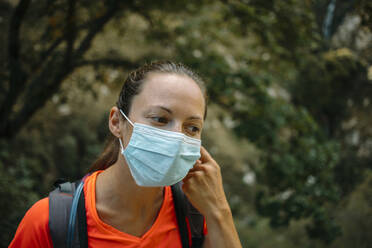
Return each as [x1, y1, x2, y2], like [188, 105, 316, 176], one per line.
[64, 0, 77, 69]
[7, 0, 31, 83]
[31, 36, 65, 72]
[0, 0, 31, 130]
[0, 0, 122, 139]
[73, 1, 120, 61]
[31, 12, 113, 73]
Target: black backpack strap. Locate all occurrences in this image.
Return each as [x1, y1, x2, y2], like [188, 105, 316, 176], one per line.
[172, 183, 190, 248]
[171, 183, 205, 248]
[77, 185, 88, 248]
[49, 181, 77, 248]
[49, 179, 88, 248]
[66, 180, 84, 248]
[186, 200, 205, 247]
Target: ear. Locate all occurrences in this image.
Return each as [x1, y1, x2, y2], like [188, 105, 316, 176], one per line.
[109, 107, 122, 138]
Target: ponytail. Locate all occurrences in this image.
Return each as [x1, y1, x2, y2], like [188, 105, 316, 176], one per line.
[88, 134, 120, 172]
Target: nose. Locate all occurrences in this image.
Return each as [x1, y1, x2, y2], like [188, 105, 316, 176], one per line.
[172, 122, 183, 134]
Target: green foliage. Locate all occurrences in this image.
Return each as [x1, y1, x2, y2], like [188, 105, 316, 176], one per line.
[293, 49, 371, 136]
[331, 171, 372, 248]
[0, 140, 39, 245]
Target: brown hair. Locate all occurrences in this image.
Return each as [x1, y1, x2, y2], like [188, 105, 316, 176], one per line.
[88, 61, 208, 172]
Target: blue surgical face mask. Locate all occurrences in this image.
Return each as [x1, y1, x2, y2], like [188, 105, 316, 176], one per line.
[118, 109, 201, 187]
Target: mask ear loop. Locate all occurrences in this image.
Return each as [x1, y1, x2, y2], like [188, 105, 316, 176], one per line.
[118, 138, 125, 152]
[118, 109, 134, 152]
[119, 109, 134, 126]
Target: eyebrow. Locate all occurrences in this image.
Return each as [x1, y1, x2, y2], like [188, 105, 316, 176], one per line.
[158, 106, 172, 114]
[150, 105, 203, 120]
[187, 116, 203, 121]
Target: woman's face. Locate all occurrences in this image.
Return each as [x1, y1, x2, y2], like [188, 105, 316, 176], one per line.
[121, 72, 205, 146]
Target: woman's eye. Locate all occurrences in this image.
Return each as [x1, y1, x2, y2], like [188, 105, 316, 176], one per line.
[152, 117, 168, 124]
[186, 125, 200, 134]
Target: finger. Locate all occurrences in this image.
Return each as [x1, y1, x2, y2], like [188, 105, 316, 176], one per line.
[184, 162, 202, 180]
[183, 173, 193, 181]
[184, 169, 205, 181]
[189, 161, 204, 172]
[183, 172, 197, 182]
[200, 146, 214, 163]
[185, 170, 205, 180]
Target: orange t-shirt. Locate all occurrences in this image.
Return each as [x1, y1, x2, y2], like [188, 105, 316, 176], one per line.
[10, 171, 206, 247]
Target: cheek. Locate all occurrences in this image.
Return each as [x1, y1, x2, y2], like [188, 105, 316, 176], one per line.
[122, 124, 133, 149]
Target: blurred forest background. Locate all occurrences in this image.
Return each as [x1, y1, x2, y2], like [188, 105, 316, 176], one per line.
[1, 0, 372, 247]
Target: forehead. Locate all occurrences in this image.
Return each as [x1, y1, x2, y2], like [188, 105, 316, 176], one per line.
[131, 72, 205, 116]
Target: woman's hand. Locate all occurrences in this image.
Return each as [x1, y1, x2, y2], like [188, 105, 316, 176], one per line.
[182, 146, 242, 248]
[182, 146, 230, 219]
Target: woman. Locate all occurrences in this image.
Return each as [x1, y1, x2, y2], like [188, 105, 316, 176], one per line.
[10, 61, 242, 248]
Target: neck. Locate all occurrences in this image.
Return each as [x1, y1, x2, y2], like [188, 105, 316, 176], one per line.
[95, 155, 164, 228]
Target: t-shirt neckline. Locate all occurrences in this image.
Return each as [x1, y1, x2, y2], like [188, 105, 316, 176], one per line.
[86, 170, 170, 241]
